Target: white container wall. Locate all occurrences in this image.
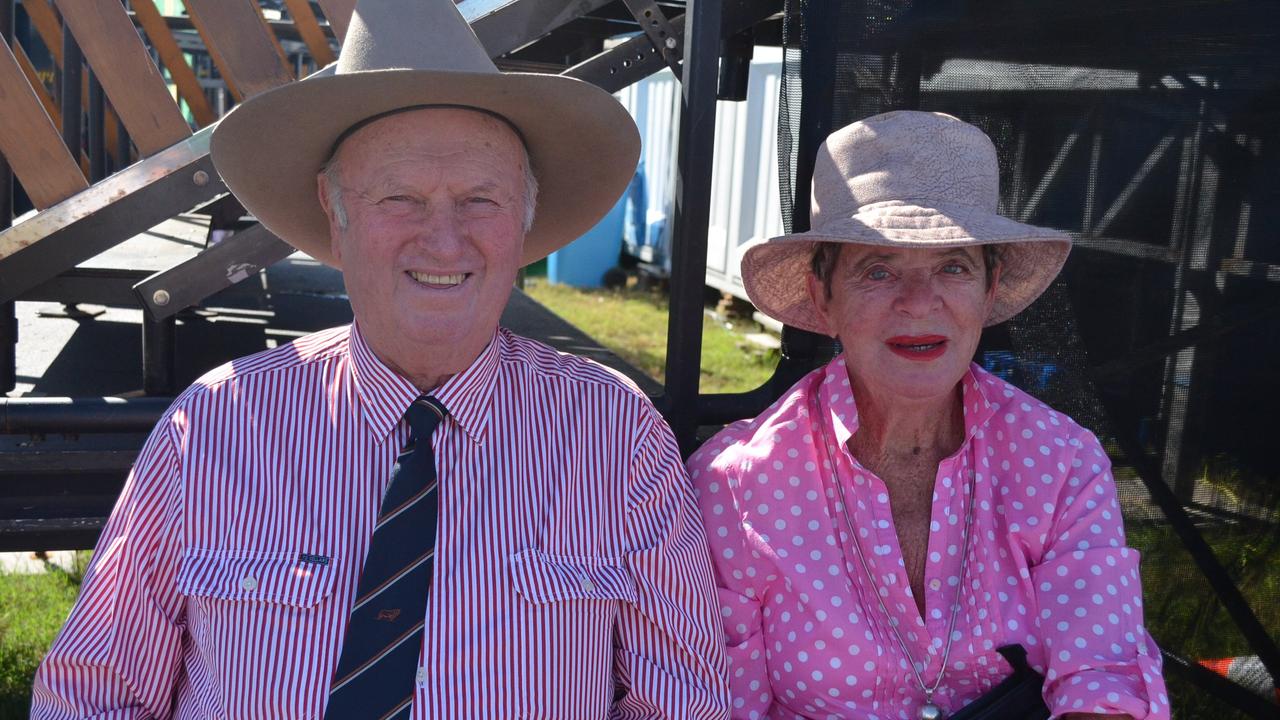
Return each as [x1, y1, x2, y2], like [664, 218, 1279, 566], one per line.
[615, 47, 784, 301]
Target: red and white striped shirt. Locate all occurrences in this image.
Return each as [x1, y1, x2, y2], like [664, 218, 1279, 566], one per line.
[32, 323, 729, 719]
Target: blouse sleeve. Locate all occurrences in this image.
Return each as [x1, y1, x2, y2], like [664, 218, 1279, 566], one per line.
[1030, 429, 1170, 720]
[688, 439, 774, 720]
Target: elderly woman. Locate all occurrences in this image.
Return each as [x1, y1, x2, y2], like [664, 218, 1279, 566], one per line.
[689, 112, 1168, 720]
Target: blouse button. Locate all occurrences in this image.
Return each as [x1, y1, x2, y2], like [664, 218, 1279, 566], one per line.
[929, 579, 942, 591]
[579, 575, 595, 593]
[241, 576, 258, 591]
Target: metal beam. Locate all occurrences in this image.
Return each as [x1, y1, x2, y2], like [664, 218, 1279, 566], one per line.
[620, 0, 684, 76]
[135, 223, 291, 320]
[0, 126, 225, 303]
[464, 0, 615, 57]
[0, 397, 172, 433]
[566, 13, 685, 92]
[660, 0, 722, 454]
[22, 267, 149, 306]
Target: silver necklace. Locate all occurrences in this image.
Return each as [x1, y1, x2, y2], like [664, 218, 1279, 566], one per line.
[829, 450, 977, 720]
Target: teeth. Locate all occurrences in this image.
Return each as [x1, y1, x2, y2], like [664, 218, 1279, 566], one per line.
[410, 271, 465, 286]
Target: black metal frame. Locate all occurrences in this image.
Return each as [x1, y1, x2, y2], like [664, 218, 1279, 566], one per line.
[0, 0, 14, 394]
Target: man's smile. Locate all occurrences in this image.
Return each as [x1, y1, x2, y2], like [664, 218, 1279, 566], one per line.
[407, 270, 470, 288]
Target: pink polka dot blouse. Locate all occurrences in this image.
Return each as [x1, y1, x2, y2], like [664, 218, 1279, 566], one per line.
[688, 356, 1169, 719]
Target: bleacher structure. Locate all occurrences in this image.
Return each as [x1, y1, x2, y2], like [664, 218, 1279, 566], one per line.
[0, 0, 1276, 717]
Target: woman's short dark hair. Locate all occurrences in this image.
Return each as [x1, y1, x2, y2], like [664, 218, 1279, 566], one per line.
[808, 243, 1004, 298]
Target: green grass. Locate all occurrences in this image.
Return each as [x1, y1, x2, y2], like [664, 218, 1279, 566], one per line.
[0, 555, 87, 718]
[523, 279, 777, 394]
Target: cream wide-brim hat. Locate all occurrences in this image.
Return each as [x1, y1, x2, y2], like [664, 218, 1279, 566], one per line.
[210, 0, 640, 268]
[741, 111, 1072, 333]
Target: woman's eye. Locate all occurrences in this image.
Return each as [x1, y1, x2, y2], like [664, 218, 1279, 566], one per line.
[942, 263, 968, 275]
[468, 196, 497, 206]
[381, 195, 414, 204]
[867, 268, 891, 281]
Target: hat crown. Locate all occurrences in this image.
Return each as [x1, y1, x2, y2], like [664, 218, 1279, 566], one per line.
[810, 111, 1000, 230]
[338, 0, 498, 75]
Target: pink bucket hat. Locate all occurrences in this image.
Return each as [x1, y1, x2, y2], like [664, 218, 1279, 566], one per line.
[740, 111, 1072, 332]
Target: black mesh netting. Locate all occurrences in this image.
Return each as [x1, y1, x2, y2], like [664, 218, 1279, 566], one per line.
[777, 1, 1280, 717]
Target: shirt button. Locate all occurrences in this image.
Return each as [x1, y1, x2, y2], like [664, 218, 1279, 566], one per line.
[241, 576, 258, 591]
[929, 579, 942, 591]
[415, 667, 427, 685]
[579, 575, 595, 593]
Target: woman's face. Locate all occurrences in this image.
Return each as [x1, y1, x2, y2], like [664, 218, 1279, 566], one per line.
[808, 244, 998, 403]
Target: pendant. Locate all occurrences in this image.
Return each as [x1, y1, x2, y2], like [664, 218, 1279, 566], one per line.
[917, 701, 943, 720]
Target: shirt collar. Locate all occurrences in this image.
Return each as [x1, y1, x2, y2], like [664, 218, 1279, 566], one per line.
[348, 321, 499, 445]
[817, 355, 1000, 447]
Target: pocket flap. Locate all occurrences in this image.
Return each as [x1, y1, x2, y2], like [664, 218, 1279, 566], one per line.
[508, 549, 638, 605]
[177, 548, 339, 608]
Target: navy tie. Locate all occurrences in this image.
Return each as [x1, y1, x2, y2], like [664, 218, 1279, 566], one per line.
[325, 396, 447, 720]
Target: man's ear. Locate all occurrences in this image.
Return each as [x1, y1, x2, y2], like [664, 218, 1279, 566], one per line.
[316, 172, 343, 263]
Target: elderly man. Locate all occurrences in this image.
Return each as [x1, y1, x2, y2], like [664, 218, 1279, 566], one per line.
[31, 1, 728, 718]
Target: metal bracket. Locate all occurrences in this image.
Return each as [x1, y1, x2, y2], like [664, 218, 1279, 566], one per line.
[134, 223, 293, 320]
[566, 13, 686, 92]
[620, 0, 684, 77]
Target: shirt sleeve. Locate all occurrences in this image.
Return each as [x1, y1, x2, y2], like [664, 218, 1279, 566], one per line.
[686, 437, 773, 720]
[1030, 430, 1169, 720]
[612, 411, 731, 720]
[30, 413, 188, 720]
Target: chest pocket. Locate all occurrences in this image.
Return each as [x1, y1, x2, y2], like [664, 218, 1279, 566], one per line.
[507, 549, 636, 719]
[508, 548, 638, 605]
[176, 548, 339, 608]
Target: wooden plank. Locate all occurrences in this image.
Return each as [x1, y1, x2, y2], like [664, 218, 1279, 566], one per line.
[183, 0, 292, 100]
[0, 36, 87, 208]
[314, 0, 355, 43]
[14, 54, 125, 172]
[20, 0, 62, 67]
[54, 0, 190, 157]
[282, 0, 335, 67]
[254, 2, 294, 80]
[185, 15, 241, 101]
[130, 0, 216, 127]
[13, 40, 58, 129]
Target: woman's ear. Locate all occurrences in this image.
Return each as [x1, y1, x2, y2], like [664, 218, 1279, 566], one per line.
[985, 262, 1002, 310]
[806, 271, 839, 338]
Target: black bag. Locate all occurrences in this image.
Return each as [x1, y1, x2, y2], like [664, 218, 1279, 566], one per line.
[948, 645, 1050, 720]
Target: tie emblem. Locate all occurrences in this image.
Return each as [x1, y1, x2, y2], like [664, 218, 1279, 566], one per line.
[376, 608, 402, 622]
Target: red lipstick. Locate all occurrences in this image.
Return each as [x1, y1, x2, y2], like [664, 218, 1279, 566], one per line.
[885, 335, 947, 361]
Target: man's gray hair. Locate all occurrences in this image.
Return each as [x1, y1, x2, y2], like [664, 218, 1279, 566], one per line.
[320, 145, 539, 233]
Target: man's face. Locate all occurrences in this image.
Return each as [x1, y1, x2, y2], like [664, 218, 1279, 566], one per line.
[319, 108, 527, 382]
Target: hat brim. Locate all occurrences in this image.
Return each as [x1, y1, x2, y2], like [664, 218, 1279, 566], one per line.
[210, 69, 640, 267]
[741, 201, 1072, 333]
